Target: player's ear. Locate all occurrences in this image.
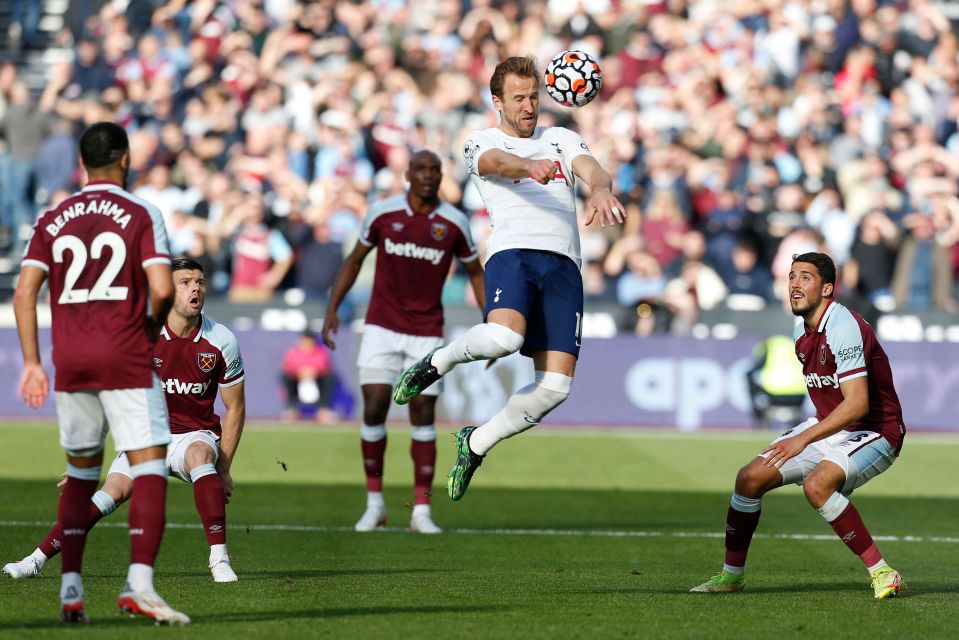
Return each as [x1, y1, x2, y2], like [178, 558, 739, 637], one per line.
[822, 282, 834, 298]
[119, 151, 130, 172]
[491, 94, 503, 113]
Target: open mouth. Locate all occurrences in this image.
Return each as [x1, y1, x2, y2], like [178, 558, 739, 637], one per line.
[189, 295, 200, 308]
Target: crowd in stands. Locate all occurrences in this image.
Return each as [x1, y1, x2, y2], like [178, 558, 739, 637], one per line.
[2, 0, 959, 335]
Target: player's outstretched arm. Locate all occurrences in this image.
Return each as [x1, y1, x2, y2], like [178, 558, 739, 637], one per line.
[322, 242, 373, 349]
[762, 376, 869, 468]
[572, 155, 626, 228]
[217, 380, 246, 500]
[13, 265, 49, 408]
[478, 149, 556, 184]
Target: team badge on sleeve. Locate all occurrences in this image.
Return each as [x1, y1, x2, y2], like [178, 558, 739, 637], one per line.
[431, 222, 448, 241]
[198, 352, 217, 373]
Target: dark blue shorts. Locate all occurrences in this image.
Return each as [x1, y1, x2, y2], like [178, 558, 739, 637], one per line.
[484, 249, 583, 358]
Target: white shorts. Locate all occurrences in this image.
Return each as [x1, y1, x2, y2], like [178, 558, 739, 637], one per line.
[356, 324, 444, 395]
[763, 417, 897, 495]
[108, 430, 220, 483]
[56, 374, 171, 454]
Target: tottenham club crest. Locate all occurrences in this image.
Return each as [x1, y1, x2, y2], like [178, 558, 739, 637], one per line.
[431, 222, 448, 241]
[198, 352, 217, 373]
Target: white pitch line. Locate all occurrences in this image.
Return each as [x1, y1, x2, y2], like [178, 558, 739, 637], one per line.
[1, 520, 957, 544]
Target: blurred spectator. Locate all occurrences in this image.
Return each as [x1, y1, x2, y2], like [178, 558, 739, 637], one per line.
[280, 330, 338, 424]
[722, 236, 774, 303]
[891, 195, 959, 311]
[8, 0, 42, 51]
[288, 210, 344, 302]
[224, 190, 294, 303]
[845, 210, 900, 310]
[4, 0, 959, 319]
[0, 74, 62, 253]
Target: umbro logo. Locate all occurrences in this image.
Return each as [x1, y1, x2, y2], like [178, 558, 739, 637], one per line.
[153, 357, 163, 367]
[726, 524, 735, 534]
[842, 532, 855, 542]
[209, 524, 223, 533]
[392, 222, 405, 232]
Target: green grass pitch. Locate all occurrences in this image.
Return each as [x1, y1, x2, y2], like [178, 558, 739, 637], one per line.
[0, 422, 957, 639]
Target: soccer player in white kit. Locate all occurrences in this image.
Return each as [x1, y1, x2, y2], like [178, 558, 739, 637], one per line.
[322, 150, 486, 532]
[393, 56, 627, 500]
[4, 258, 246, 584]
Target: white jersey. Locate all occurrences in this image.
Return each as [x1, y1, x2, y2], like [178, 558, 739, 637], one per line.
[463, 126, 592, 268]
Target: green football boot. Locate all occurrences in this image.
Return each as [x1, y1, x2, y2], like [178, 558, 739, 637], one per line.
[871, 566, 903, 599]
[689, 571, 745, 593]
[447, 426, 484, 501]
[393, 348, 442, 405]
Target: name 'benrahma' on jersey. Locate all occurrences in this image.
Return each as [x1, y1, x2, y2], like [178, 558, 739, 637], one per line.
[22, 181, 170, 391]
[360, 194, 477, 338]
[463, 126, 593, 268]
[793, 300, 906, 453]
[154, 314, 244, 437]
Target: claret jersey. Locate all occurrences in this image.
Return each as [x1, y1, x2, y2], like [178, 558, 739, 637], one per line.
[793, 300, 905, 452]
[155, 314, 244, 436]
[22, 181, 170, 391]
[463, 126, 593, 268]
[360, 194, 477, 337]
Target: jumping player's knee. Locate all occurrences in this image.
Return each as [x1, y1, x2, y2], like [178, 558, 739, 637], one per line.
[510, 371, 572, 425]
[486, 323, 525, 357]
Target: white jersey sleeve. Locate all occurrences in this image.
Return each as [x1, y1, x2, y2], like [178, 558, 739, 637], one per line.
[203, 315, 245, 387]
[463, 129, 497, 177]
[824, 305, 867, 383]
[555, 127, 593, 168]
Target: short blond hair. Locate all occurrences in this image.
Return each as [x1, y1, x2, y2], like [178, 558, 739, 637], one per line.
[490, 55, 540, 100]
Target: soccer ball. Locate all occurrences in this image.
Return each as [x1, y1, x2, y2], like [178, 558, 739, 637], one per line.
[544, 50, 602, 107]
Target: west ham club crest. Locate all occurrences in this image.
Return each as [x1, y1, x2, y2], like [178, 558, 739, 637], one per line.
[431, 222, 448, 241]
[198, 352, 217, 373]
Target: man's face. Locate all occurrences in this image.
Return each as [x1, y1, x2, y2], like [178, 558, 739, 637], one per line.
[406, 152, 442, 200]
[493, 74, 539, 138]
[172, 268, 206, 320]
[788, 261, 831, 317]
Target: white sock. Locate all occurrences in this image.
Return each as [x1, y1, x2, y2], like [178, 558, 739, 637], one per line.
[61, 571, 83, 603]
[367, 492, 385, 509]
[470, 372, 572, 455]
[412, 504, 431, 517]
[867, 560, 888, 574]
[31, 547, 48, 564]
[431, 323, 524, 375]
[209, 543, 228, 562]
[126, 562, 154, 593]
[722, 564, 745, 575]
